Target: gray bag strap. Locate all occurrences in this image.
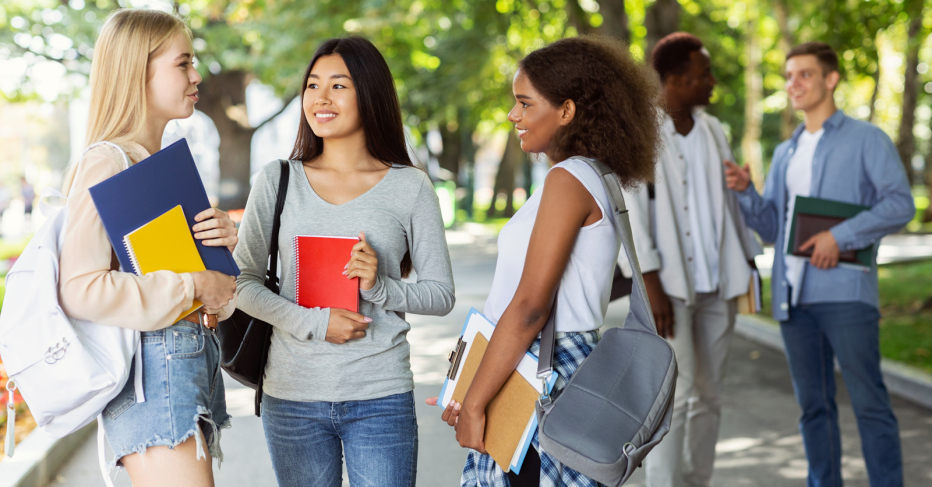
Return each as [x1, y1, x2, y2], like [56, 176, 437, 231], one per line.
[537, 157, 658, 381]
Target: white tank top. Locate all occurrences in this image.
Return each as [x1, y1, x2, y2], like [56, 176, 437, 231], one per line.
[483, 158, 621, 332]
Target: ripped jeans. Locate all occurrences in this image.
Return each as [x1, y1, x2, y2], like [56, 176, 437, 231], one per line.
[101, 319, 231, 470]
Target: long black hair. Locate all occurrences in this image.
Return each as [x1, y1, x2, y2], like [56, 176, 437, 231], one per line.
[289, 36, 413, 168]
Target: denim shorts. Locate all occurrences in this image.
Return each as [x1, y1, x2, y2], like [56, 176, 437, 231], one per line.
[101, 319, 231, 469]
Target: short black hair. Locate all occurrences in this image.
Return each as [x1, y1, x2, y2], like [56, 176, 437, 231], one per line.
[650, 32, 705, 82]
[787, 41, 839, 75]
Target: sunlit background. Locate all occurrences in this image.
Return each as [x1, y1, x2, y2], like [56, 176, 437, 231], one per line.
[0, 0, 930, 240]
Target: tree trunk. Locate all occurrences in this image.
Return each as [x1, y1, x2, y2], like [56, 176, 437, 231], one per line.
[438, 124, 463, 178]
[196, 70, 257, 211]
[774, 0, 797, 139]
[868, 67, 880, 123]
[895, 11, 923, 184]
[566, 0, 597, 35]
[644, 0, 680, 59]
[461, 128, 477, 219]
[599, 0, 630, 44]
[742, 13, 765, 191]
[490, 134, 523, 218]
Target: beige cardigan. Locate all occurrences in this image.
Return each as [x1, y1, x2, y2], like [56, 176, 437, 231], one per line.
[58, 141, 234, 331]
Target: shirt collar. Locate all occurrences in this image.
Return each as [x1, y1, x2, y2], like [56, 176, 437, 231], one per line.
[662, 106, 707, 135]
[791, 109, 846, 143]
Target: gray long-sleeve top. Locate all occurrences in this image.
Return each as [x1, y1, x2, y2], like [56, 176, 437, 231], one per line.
[234, 160, 455, 402]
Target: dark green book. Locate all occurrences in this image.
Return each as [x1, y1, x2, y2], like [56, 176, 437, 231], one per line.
[787, 196, 873, 269]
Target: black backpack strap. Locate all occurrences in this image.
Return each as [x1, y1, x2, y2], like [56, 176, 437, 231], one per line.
[263, 160, 291, 293]
[255, 160, 290, 415]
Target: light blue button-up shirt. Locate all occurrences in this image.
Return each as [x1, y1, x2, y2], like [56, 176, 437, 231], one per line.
[734, 110, 915, 321]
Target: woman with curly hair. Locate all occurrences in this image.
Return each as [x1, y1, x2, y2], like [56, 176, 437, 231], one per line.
[429, 36, 662, 486]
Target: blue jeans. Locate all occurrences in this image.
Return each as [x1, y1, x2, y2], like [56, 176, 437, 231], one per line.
[262, 391, 418, 487]
[780, 301, 902, 487]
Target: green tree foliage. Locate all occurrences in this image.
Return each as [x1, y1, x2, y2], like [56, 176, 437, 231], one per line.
[1, 0, 930, 218]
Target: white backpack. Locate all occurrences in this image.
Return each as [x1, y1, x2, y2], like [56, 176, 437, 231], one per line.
[0, 142, 143, 445]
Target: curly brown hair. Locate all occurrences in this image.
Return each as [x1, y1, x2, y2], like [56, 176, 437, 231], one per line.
[519, 36, 661, 188]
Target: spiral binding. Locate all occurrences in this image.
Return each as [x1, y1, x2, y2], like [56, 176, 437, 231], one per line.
[123, 236, 144, 276]
[293, 235, 301, 305]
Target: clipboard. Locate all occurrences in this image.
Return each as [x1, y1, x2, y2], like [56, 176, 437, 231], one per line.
[438, 308, 558, 473]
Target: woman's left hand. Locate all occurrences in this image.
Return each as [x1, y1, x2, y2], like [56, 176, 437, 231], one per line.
[193, 208, 238, 253]
[345, 232, 378, 291]
[455, 402, 488, 454]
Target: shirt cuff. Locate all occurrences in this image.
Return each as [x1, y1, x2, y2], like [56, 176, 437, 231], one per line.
[829, 223, 857, 252]
[735, 185, 756, 199]
[307, 307, 331, 342]
[637, 249, 662, 274]
[359, 273, 387, 306]
[179, 272, 196, 311]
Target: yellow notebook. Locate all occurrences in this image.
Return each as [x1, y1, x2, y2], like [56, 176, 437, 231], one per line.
[123, 205, 205, 322]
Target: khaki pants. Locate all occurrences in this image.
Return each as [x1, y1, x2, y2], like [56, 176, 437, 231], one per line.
[645, 292, 737, 487]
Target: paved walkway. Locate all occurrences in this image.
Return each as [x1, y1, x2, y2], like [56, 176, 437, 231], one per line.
[48, 229, 932, 486]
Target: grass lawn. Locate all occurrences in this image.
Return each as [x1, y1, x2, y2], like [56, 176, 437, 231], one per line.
[761, 259, 932, 375]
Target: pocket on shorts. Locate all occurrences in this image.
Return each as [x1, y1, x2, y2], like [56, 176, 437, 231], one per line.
[169, 327, 206, 359]
[103, 375, 136, 420]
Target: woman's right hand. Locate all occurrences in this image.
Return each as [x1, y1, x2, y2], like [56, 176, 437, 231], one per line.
[326, 309, 372, 344]
[192, 270, 237, 309]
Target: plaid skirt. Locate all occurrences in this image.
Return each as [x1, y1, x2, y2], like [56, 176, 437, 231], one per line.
[461, 330, 607, 487]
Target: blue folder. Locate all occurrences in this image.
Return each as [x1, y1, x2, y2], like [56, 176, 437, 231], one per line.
[88, 138, 240, 277]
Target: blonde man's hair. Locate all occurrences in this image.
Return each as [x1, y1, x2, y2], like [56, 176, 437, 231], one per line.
[63, 9, 189, 194]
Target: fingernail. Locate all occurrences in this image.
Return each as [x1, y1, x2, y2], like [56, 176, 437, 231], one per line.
[342, 271, 347, 275]
[454, 402, 461, 411]
[364, 317, 373, 322]
[344, 264, 348, 269]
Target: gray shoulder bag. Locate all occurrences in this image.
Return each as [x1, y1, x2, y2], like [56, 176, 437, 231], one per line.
[536, 157, 678, 486]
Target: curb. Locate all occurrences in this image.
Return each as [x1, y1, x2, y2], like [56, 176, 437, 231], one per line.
[735, 314, 932, 411]
[0, 421, 96, 487]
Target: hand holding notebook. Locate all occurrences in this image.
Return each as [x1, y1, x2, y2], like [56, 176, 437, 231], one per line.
[123, 205, 206, 322]
[438, 309, 558, 474]
[788, 196, 873, 270]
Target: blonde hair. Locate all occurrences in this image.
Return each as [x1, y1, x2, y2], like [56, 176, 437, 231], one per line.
[64, 9, 189, 193]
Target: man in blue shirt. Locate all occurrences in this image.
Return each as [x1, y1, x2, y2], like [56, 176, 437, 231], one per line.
[726, 42, 913, 487]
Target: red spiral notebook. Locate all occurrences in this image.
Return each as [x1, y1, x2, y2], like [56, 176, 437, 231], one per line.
[294, 236, 360, 312]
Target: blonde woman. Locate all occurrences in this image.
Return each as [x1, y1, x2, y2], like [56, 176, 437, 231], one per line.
[58, 9, 237, 487]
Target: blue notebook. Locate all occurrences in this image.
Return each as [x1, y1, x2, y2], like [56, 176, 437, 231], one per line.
[88, 138, 240, 277]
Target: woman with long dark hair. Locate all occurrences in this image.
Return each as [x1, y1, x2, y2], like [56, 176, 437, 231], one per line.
[430, 36, 662, 486]
[234, 36, 455, 486]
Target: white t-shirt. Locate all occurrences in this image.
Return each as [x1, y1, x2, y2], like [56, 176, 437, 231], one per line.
[784, 128, 824, 295]
[483, 158, 620, 332]
[675, 123, 720, 293]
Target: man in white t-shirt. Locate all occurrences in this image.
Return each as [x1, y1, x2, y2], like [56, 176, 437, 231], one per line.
[618, 33, 761, 487]
[726, 42, 913, 487]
